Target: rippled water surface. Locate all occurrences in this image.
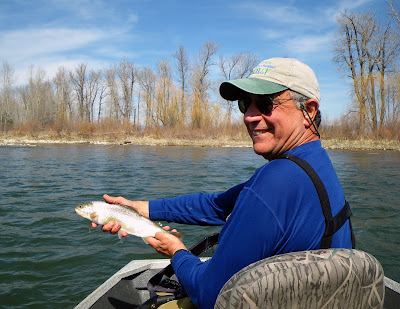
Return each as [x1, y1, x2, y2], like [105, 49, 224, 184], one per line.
[1, 144, 399, 308]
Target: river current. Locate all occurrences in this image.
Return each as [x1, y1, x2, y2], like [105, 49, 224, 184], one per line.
[0, 144, 399, 308]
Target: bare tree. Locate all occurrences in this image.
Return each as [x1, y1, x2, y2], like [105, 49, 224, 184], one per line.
[97, 75, 108, 122]
[69, 63, 104, 122]
[173, 45, 189, 121]
[192, 41, 219, 102]
[388, 0, 400, 27]
[0, 61, 16, 125]
[70, 63, 87, 121]
[138, 66, 156, 128]
[86, 69, 102, 122]
[219, 52, 259, 123]
[191, 41, 219, 128]
[53, 66, 73, 124]
[115, 57, 136, 123]
[333, 10, 400, 136]
[376, 24, 399, 132]
[333, 11, 379, 136]
[25, 65, 55, 125]
[384, 73, 400, 126]
[385, 0, 400, 129]
[154, 59, 173, 126]
[105, 66, 119, 120]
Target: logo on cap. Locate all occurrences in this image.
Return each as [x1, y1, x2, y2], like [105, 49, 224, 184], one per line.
[251, 61, 275, 76]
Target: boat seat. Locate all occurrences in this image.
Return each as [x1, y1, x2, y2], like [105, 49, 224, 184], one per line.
[215, 249, 385, 309]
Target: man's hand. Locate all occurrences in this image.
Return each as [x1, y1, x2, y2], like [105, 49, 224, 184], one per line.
[146, 229, 188, 258]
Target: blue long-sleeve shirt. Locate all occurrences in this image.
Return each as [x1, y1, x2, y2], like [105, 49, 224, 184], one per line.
[149, 141, 352, 309]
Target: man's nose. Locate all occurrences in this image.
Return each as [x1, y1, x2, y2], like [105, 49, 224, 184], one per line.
[244, 102, 263, 120]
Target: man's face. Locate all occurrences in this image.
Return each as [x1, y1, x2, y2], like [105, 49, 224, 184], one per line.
[243, 90, 307, 160]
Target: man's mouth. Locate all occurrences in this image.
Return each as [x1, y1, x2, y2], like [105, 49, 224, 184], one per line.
[253, 130, 268, 136]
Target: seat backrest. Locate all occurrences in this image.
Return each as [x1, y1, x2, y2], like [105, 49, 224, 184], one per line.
[215, 249, 384, 309]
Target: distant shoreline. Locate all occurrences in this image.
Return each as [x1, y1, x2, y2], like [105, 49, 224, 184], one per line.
[1, 135, 399, 151]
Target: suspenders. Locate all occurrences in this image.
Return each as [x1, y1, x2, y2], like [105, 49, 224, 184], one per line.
[279, 154, 356, 249]
[144, 154, 356, 305]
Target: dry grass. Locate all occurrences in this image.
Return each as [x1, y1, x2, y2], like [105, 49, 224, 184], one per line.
[1, 120, 400, 150]
[322, 138, 400, 151]
[0, 121, 252, 147]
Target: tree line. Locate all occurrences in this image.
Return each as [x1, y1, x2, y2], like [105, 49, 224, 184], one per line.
[0, 42, 259, 133]
[331, 0, 400, 138]
[1, 2, 400, 139]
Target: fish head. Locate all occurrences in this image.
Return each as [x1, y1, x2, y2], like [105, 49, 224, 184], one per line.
[75, 202, 96, 221]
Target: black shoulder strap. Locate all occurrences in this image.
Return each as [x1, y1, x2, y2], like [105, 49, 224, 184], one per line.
[279, 154, 355, 249]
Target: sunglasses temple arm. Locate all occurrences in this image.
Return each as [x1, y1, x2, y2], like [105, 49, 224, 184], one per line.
[301, 105, 321, 138]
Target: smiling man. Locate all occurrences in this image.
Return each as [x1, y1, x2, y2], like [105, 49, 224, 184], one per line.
[97, 57, 354, 309]
[220, 57, 321, 160]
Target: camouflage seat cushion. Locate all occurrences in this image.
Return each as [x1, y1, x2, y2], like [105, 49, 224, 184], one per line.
[215, 249, 384, 309]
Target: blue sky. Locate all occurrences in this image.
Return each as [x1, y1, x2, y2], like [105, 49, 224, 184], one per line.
[0, 0, 389, 120]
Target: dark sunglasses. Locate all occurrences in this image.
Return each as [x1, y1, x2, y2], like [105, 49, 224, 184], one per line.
[238, 95, 277, 114]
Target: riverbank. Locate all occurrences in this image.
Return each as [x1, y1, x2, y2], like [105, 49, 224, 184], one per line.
[1, 133, 400, 150]
[0, 134, 251, 148]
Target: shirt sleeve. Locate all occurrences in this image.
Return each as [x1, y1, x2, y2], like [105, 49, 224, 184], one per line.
[171, 186, 284, 309]
[149, 182, 245, 225]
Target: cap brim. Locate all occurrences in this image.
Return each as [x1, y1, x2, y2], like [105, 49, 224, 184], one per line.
[219, 78, 288, 101]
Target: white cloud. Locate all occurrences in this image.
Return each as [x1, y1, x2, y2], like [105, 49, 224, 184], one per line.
[317, 0, 377, 23]
[0, 28, 108, 61]
[0, 0, 143, 85]
[336, 0, 375, 12]
[127, 13, 139, 25]
[235, 2, 314, 26]
[282, 33, 334, 58]
[11, 55, 109, 86]
[0, 22, 139, 85]
[235, 0, 378, 32]
[261, 29, 283, 40]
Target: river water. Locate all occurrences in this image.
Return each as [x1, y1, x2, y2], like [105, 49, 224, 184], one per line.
[0, 144, 399, 308]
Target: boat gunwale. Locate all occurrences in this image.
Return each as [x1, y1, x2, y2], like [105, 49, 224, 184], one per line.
[75, 259, 400, 309]
[75, 259, 171, 309]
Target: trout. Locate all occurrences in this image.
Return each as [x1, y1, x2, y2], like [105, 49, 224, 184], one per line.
[75, 201, 167, 242]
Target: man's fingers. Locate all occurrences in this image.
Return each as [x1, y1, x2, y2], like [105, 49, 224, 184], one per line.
[101, 222, 116, 232]
[162, 226, 180, 237]
[171, 230, 181, 238]
[111, 222, 121, 234]
[103, 194, 120, 204]
[146, 236, 157, 247]
[101, 222, 111, 232]
[103, 194, 131, 207]
[162, 227, 181, 238]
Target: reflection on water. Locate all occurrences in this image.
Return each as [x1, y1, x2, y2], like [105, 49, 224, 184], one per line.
[0, 145, 399, 308]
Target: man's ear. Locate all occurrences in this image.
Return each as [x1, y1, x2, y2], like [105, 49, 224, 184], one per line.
[301, 99, 319, 127]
